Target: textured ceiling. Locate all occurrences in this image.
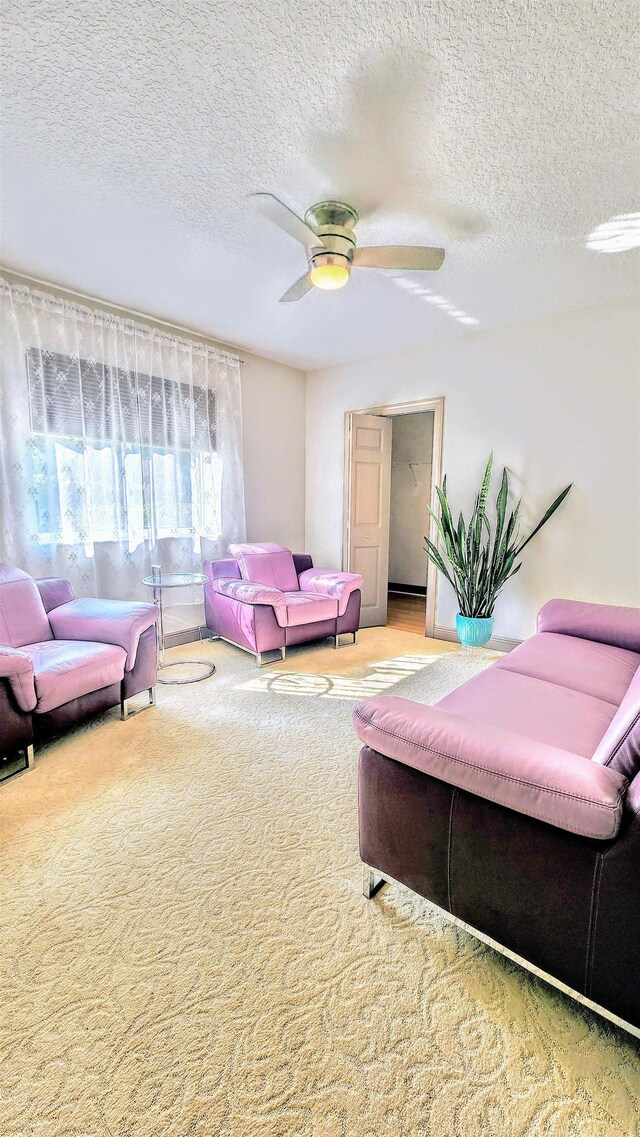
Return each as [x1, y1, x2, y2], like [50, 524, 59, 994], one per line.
[2, 1, 639, 370]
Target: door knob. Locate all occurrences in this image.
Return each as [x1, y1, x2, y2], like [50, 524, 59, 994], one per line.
[365, 533, 370, 539]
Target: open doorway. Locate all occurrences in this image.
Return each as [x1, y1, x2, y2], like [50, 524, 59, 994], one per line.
[342, 397, 444, 637]
[387, 411, 434, 633]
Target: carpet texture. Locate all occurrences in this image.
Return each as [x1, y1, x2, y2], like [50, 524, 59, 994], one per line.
[1, 630, 638, 1137]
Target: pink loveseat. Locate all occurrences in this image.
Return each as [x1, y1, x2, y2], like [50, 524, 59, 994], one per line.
[204, 543, 362, 664]
[355, 598, 640, 1035]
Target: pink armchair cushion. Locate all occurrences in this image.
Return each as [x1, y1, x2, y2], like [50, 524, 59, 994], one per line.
[211, 577, 287, 627]
[0, 564, 53, 647]
[494, 632, 640, 706]
[23, 640, 127, 714]
[353, 696, 628, 840]
[229, 543, 299, 592]
[47, 598, 158, 671]
[211, 579, 339, 629]
[0, 646, 37, 712]
[537, 599, 640, 653]
[283, 591, 338, 626]
[297, 568, 363, 617]
[592, 666, 640, 780]
[36, 577, 76, 613]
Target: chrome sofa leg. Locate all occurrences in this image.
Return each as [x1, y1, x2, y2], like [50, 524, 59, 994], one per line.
[257, 647, 286, 667]
[0, 744, 35, 786]
[363, 865, 387, 899]
[335, 631, 358, 649]
[122, 686, 156, 719]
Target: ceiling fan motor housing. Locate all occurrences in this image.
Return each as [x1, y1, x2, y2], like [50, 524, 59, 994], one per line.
[305, 200, 358, 276]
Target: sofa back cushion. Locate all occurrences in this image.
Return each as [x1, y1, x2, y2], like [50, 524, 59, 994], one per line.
[229, 543, 299, 592]
[592, 665, 640, 780]
[537, 599, 640, 653]
[0, 564, 53, 647]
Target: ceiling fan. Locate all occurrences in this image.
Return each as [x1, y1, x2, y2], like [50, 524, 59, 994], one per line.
[252, 193, 445, 302]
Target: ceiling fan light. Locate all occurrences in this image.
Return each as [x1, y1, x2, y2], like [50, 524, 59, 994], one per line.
[310, 262, 350, 290]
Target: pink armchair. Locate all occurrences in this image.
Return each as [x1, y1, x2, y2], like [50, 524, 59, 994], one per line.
[203, 543, 362, 665]
[0, 564, 158, 782]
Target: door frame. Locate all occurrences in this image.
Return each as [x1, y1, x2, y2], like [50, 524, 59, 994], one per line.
[343, 396, 445, 639]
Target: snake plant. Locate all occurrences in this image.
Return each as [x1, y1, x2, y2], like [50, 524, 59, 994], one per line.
[424, 454, 572, 619]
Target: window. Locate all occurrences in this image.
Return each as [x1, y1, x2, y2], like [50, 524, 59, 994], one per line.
[25, 347, 221, 550]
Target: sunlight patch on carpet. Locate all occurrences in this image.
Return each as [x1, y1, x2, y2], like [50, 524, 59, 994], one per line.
[235, 651, 444, 699]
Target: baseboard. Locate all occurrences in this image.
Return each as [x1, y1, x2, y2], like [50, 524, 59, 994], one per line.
[434, 624, 521, 654]
[167, 622, 521, 654]
[164, 627, 209, 648]
[388, 582, 427, 596]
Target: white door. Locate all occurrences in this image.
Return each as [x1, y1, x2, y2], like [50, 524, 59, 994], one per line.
[346, 413, 392, 627]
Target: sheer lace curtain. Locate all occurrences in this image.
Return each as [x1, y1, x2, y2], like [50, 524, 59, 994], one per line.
[0, 279, 245, 627]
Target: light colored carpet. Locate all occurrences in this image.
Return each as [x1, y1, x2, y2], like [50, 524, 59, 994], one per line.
[1, 630, 638, 1137]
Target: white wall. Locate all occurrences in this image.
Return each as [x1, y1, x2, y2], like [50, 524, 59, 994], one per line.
[240, 352, 306, 551]
[389, 412, 434, 588]
[305, 299, 640, 641]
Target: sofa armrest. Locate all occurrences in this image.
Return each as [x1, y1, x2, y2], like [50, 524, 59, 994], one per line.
[47, 598, 158, 671]
[297, 568, 363, 616]
[210, 578, 287, 627]
[353, 696, 628, 840]
[0, 646, 36, 712]
[36, 577, 76, 613]
[537, 599, 640, 653]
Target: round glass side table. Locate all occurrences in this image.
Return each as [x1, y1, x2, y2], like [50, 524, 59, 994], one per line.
[142, 567, 216, 684]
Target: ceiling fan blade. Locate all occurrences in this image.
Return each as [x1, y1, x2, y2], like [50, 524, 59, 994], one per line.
[305, 51, 438, 218]
[354, 246, 445, 271]
[304, 53, 486, 232]
[427, 202, 487, 240]
[251, 193, 326, 251]
[279, 273, 314, 303]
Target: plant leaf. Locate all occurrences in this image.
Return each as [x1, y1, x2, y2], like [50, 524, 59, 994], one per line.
[515, 484, 572, 554]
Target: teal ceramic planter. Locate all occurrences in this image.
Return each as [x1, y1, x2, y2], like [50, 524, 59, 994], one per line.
[456, 614, 494, 647]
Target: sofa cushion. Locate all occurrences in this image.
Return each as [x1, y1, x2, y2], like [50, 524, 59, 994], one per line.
[592, 665, 640, 780]
[437, 668, 617, 758]
[22, 640, 127, 714]
[283, 591, 338, 627]
[537, 598, 640, 653]
[494, 632, 640, 706]
[0, 564, 53, 648]
[229, 543, 299, 592]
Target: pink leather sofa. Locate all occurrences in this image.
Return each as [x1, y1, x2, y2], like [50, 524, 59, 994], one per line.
[355, 599, 640, 1035]
[204, 542, 362, 664]
[0, 564, 158, 781]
